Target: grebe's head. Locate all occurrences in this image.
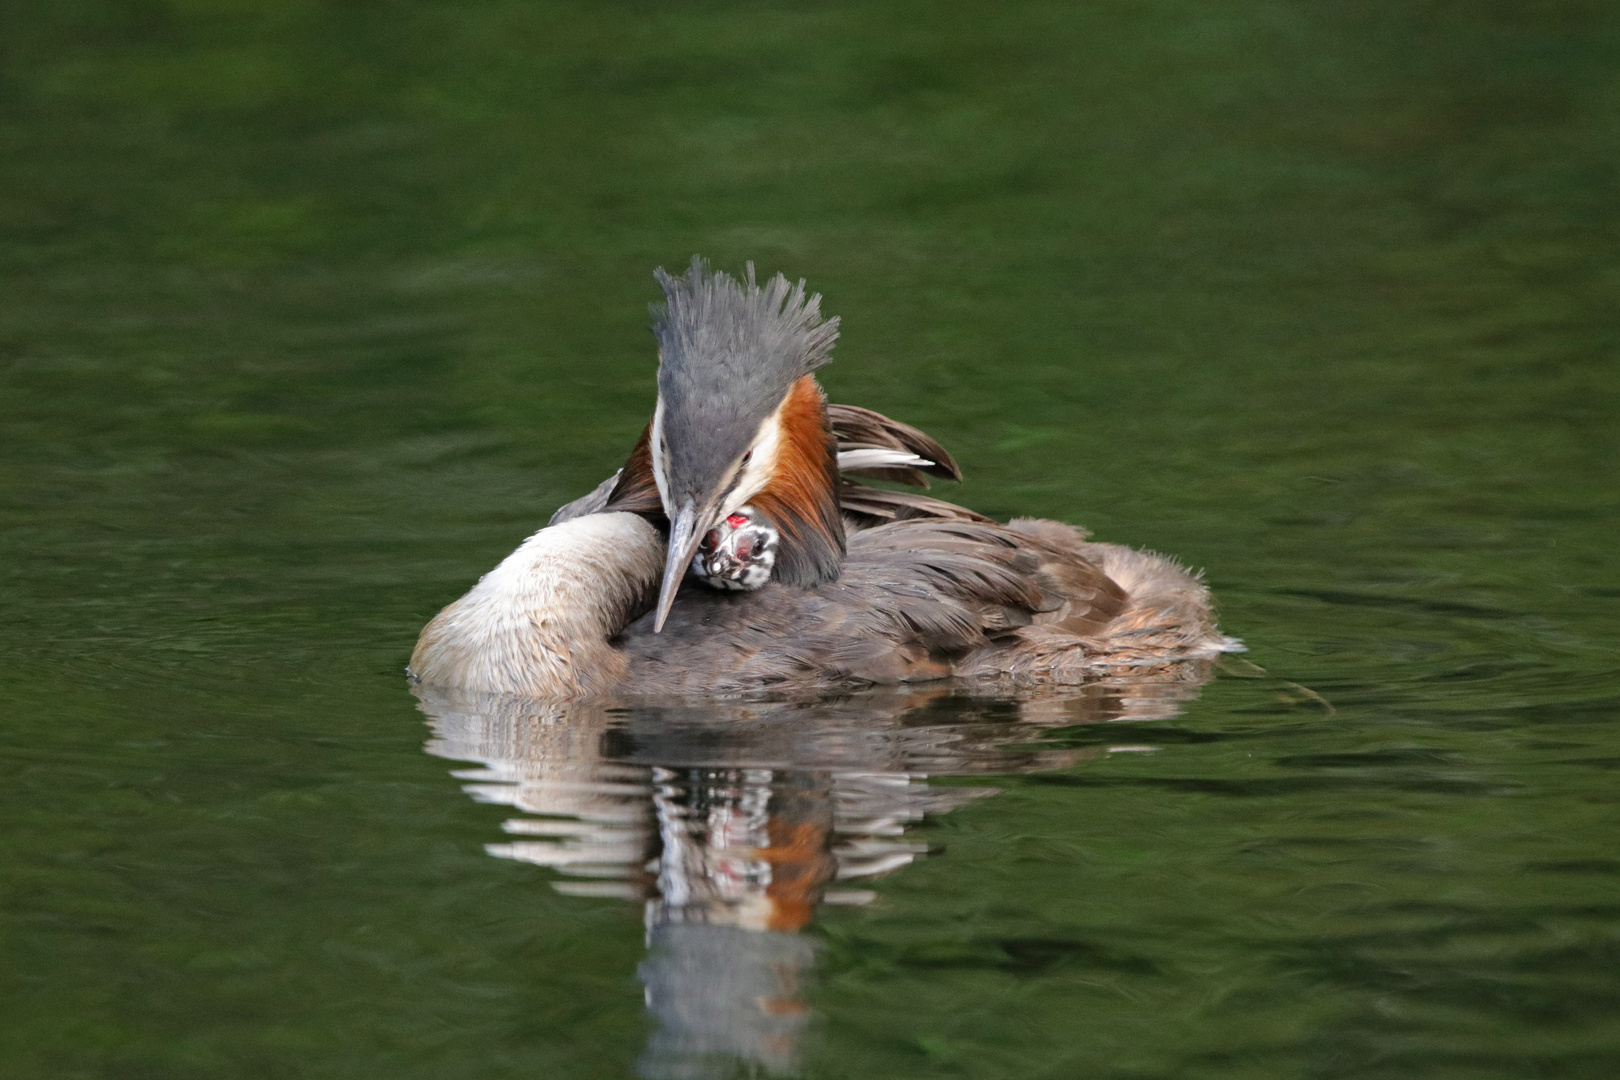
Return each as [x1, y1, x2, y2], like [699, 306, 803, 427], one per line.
[648, 258, 845, 631]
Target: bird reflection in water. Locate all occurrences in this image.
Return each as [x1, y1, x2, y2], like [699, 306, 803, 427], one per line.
[415, 667, 1213, 1078]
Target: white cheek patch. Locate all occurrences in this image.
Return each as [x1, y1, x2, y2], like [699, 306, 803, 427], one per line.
[721, 404, 787, 515]
[650, 397, 671, 508]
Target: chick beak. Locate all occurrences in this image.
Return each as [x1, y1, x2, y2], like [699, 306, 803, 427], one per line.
[653, 498, 710, 632]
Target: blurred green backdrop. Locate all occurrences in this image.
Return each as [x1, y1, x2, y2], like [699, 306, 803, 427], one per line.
[2, 2, 1618, 1078]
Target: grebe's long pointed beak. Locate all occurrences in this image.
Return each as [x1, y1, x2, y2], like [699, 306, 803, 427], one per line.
[653, 499, 707, 632]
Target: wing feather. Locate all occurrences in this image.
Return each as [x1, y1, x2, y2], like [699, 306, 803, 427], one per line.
[826, 403, 963, 487]
[619, 517, 1131, 693]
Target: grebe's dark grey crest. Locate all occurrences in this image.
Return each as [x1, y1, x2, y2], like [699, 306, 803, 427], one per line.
[648, 258, 844, 631]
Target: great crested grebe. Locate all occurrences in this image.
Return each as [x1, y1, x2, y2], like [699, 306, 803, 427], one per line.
[410, 260, 1239, 699]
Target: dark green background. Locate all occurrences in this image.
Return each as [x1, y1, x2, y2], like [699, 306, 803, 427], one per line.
[2, 2, 1617, 1077]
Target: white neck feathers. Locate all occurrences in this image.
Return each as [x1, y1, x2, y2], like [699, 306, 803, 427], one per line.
[410, 512, 665, 699]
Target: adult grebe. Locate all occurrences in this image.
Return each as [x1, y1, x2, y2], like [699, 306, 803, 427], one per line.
[410, 261, 1238, 699]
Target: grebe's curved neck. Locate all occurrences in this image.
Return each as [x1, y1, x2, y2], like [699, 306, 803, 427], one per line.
[410, 513, 663, 700]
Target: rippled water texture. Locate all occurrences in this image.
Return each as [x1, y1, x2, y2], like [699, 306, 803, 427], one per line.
[3, 2, 1617, 1078]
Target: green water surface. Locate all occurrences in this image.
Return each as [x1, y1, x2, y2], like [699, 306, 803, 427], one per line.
[3, 2, 1618, 1077]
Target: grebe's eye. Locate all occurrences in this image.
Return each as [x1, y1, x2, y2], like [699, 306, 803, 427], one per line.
[741, 450, 752, 465]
